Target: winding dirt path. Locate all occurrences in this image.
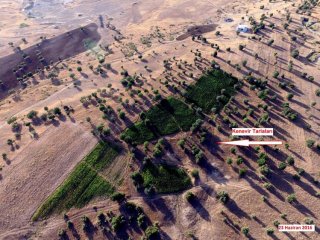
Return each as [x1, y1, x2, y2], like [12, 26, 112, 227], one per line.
[0, 178, 251, 239]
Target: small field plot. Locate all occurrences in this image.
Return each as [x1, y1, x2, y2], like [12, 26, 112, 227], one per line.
[84, 141, 120, 171]
[121, 97, 197, 145]
[32, 141, 120, 220]
[121, 121, 156, 145]
[185, 69, 238, 113]
[166, 97, 198, 131]
[141, 162, 192, 194]
[101, 154, 130, 186]
[145, 101, 180, 136]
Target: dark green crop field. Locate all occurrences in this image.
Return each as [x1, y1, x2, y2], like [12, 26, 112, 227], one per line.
[121, 68, 238, 145]
[121, 97, 197, 145]
[141, 162, 191, 194]
[185, 69, 238, 113]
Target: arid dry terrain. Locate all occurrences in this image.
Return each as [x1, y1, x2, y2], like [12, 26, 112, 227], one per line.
[0, 0, 319, 239]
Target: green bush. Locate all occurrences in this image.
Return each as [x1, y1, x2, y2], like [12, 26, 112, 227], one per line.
[145, 225, 160, 239]
[137, 213, 146, 227]
[266, 228, 274, 235]
[191, 169, 199, 178]
[304, 217, 314, 225]
[7, 117, 17, 125]
[241, 227, 249, 236]
[259, 165, 270, 176]
[263, 182, 272, 190]
[291, 49, 299, 58]
[273, 220, 280, 227]
[216, 191, 229, 204]
[306, 139, 315, 148]
[111, 215, 126, 231]
[239, 168, 247, 177]
[185, 192, 195, 202]
[287, 193, 296, 204]
[257, 155, 266, 166]
[27, 110, 38, 119]
[110, 192, 126, 202]
[278, 162, 287, 170]
[286, 156, 295, 166]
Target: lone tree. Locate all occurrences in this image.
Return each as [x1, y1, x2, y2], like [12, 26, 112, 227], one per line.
[242, 60, 248, 67]
[53, 107, 62, 115]
[306, 139, 315, 148]
[27, 110, 38, 119]
[241, 227, 249, 236]
[287, 193, 297, 204]
[239, 44, 245, 51]
[286, 156, 295, 166]
[145, 225, 160, 240]
[267, 39, 274, 46]
[185, 191, 195, 202]
[216, 191, 230, 204]
[291, 49, 299, 58]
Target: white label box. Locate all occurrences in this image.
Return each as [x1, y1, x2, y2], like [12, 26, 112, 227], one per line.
[232, 128, 273, 136]
[278, 225, 315, 232]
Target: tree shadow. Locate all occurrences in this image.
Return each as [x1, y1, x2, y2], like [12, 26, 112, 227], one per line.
[226, 199, 250, 219]
[188, 196, 210, 221]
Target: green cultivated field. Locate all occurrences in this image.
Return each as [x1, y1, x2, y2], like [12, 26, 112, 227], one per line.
[121, 68, 238, 145]
[141, 162, 191, 193]
[84, 140, 120, 171]
[32, 141, 120, 221]
[185, 69, 238, 113]
[121, 97, 197, 145]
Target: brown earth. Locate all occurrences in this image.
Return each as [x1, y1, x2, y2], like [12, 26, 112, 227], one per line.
[176, 24, 217, 41]
[0, 23, 101, 99]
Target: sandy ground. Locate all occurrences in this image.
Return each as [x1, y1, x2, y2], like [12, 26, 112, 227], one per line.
[0, 0, 319, 239]
[0, 121, 97, 233]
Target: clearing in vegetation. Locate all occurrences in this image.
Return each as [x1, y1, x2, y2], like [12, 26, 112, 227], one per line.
[141, 162, 192, 194]
[184, 69, 238, 113]
[121, 97, 197, 145]
[32, 141, 120, 221]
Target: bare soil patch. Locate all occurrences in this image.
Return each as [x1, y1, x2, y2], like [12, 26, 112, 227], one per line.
[0, 122, 97, 232]
[176, 24, 217, 41]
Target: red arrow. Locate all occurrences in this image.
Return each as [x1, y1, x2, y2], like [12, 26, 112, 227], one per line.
[217, 139, 282, 147]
